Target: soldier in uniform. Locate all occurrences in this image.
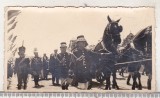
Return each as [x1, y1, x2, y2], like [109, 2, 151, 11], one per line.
[42, 53, 49, 80]
[125, 43, 143, 90]
[72, 35, 116, 90]
[57, 42, 75, 90]
[7, 58, 13, 79]
[49, 49, 60, 86]
[14, 45, 30, 90]
[31, 48, 43, 87]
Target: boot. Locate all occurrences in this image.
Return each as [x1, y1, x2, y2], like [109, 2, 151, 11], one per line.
[17, 84, 21, 90]
[127, 75, 131, 85]
[116, 84, 119, 90]
[35, 82, 40, 87]
[61, 85, 66, 90]
[138, 80, 142, 90]
[23, 84, 27, 90]
[105, 85, 109, 90]
[112, 83, 115, 89]
[132, 80, 136, 90]
[147, 79, 151, 90]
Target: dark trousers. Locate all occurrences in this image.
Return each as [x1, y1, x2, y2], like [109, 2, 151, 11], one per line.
[52, 73, 59, 84]
[33, 75, 39, 85]
[17, 72, 28, 89]
[43, 69, 48, 79]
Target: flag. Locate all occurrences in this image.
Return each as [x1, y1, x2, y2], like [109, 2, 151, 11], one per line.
[8, 44, 16, 51]
[8, 33, 13, 41]
[8, 22, 17, 33]
[11, 36, 17, 43]
[8, 10, 21, 20]
[8, 17, 16, 25]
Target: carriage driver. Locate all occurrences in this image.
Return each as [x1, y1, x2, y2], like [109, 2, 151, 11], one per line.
[72, 35, 116, 90]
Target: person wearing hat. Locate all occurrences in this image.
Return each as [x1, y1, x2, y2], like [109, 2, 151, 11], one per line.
[49, 49, 60, 86]
[42, 53, 49, 80]
[31, 48, 43, 87]
[122, 43, 143, 90]
[57, 42, 75, 90]
[72, 35, 116, 90]
[14, 45, 30, 90]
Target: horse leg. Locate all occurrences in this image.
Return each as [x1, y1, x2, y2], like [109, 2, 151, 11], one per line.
[132, 73, 136, 90]
[127, 73, 131, 85]
[147, 73, 152, 90]
[137, 72, 142, 90]
[134, 72, 139, 88]
[87, 80, 92, 90]
[105, 75, 111, 90]
[142, 66, 145, 75]
[119, 69, 121, 76]
[108, 76, 111, 90]
[112, 72, 119, 90]
[105, 79, 108, 90]
[119, 68, 122, 76]
[122, 68, 124, 77]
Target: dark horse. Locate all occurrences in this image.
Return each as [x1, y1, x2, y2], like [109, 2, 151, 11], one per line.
[133, 26, 152, 90]
[94, 16, 123, 90]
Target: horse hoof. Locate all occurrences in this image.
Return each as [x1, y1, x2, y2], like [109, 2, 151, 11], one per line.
[132, 87, 135, 90]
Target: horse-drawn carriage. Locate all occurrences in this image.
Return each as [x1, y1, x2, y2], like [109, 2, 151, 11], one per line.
[68, 16, 152, 90]
[93, 16, 152, 90]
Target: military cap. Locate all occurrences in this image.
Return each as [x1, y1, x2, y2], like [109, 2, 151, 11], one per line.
[18, 45, 25, 52]
[60, 42, 67, 48]
[33, 48, 38, 52]
[76, 35, 88, 46]
[54, 49, 58, 51]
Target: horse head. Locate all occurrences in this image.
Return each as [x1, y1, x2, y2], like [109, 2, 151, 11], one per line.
[102, 15, 123, 53]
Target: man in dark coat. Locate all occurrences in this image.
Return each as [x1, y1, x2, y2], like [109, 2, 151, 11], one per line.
[72, 35, 116, 90]
[31, 48, 43, 87]
[7, 59, 13, 79]
[14, 45, 30, 90]
[57, 42, 75, 90]
[125, 44, 143, 89]
[42, 53, 49, 80]
[49, 49, 60, 86]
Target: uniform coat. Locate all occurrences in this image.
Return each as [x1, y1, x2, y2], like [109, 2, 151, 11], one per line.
[31, 57, 43, 76]
[72, 48, 112, 83]
[49, 54, 60, 76]
[57, 52, 73, 78]
[42, 56, 49, 79]
[14, 57, 30, 86]
[31, 56, 43, 86]
[124, 48, 142, 72]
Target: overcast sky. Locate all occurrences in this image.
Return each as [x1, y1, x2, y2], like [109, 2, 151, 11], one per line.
[6, 7, 154, 57]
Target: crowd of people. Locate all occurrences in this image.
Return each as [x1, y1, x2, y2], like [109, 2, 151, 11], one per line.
[8, 35, 115, 90]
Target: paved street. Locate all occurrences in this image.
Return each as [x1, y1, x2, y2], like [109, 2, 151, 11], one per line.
[7, 72, 149, 92]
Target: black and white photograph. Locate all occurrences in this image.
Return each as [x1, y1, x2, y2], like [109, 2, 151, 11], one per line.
[4, 7, 155, 92]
